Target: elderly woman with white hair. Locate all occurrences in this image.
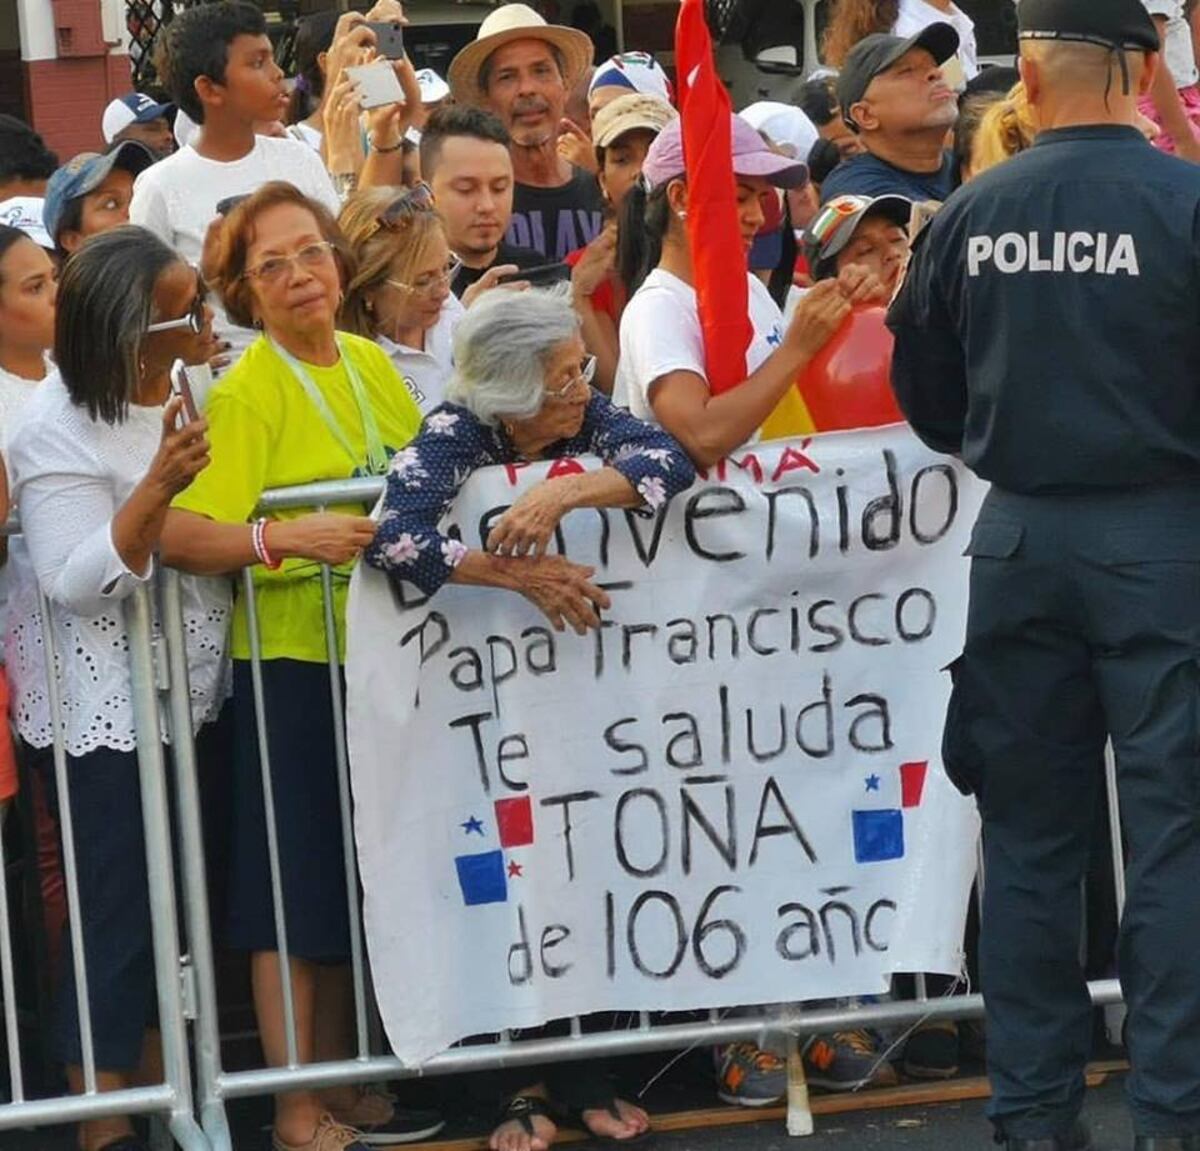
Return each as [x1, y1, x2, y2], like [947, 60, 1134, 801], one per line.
[366, 287, 694, 633]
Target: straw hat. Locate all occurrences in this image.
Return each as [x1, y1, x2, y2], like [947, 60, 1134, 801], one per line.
[448, 3, 594, 107]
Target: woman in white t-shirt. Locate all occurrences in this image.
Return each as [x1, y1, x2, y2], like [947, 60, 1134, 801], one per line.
[339, 184, 466, 413]
[614, 114, 881, 466]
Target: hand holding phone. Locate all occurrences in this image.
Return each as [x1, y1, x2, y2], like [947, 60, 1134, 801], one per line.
[346, 61, 406, 110]
[169, 359, 202, 427]
[366, 20, 405, 60]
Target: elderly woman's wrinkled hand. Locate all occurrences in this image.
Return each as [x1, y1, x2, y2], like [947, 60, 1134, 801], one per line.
[148, 398, 210, 499]
[517, 554, 611, 635]
[488, 482, 569, 558]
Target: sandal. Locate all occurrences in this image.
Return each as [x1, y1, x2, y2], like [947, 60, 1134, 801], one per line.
[493, 1095, 558, 1149]
[568, 1098, 653, 1146]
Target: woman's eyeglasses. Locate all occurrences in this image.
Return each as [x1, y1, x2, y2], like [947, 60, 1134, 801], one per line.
[386, 257, 463, 300]
[545, 355, 597, 402]
[243, 241, 336, 284]
[376, 182, 435, 231]
[146, 288, 208, 335]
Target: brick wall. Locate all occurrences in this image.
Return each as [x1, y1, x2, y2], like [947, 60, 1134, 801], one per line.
[24, 53, 131, 160]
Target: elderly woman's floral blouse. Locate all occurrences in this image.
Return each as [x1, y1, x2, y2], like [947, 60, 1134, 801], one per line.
[365, 391, 696, 596]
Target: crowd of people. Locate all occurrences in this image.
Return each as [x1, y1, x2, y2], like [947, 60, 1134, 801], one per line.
[0, 0, 1197, 1150]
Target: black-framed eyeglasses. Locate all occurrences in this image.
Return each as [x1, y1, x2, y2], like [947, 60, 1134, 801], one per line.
[146, 284, 207, 335]
[376, 182, 435, 230]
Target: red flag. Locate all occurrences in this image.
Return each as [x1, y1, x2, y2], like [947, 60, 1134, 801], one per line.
[675, 0, 752, 396]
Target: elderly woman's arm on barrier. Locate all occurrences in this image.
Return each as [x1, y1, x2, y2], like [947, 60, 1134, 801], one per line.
[18, 399, 209, 615]
[365, 418, 612, 633]
[487, 396, 697, 558]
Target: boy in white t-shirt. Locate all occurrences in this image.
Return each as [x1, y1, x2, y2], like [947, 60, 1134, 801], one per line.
[130, 1, 340, 374]
[1140, 0, 1200, 157]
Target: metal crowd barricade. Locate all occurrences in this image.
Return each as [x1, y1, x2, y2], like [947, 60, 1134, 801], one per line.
[142, 476, 1125, 1151]
[0, 491, 1129, 1148]
[0, 564, 208, 1149]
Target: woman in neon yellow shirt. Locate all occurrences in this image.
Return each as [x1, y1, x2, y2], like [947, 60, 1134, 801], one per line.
[161, 183, 430, 1151]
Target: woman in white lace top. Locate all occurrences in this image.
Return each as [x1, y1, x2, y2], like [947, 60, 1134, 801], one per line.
[5, 226, 230, 1151]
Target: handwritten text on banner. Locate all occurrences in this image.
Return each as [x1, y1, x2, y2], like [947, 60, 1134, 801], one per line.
[347, 426, 984, 1065]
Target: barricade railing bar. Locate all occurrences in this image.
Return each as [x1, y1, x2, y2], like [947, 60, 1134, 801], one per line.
[0, 484, 1131, 1149]
[0, 580, 208, 1150]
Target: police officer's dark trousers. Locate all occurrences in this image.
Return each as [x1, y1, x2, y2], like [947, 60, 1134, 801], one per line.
[949, 482, 1200, 1141]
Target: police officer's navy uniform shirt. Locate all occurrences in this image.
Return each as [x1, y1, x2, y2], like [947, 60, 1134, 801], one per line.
[820, 150, 956, 203]
[888, 124, 1200, 493]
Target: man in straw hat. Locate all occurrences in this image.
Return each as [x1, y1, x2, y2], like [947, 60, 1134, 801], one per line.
[449, 2, 605, 261]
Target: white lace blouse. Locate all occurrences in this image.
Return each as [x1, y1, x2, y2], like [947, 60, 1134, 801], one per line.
[6, 372, 231, 755]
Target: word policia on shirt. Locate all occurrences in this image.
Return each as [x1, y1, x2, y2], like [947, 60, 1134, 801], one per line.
[967, 231, 1141, 278]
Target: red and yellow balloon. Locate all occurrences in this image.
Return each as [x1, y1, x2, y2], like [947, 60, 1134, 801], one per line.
[760, 305, 902, 440]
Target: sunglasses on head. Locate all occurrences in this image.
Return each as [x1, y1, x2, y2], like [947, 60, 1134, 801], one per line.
[376, 182, 435, 231]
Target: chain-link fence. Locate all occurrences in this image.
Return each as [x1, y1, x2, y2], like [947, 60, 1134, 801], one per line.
[125, 0, 309, 93]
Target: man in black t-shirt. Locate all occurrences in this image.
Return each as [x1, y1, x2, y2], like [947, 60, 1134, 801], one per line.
[448, 4, 605, 262]
[420, 106, 542, 299]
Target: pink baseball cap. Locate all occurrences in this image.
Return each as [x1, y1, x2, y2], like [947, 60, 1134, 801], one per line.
[641, 113, 809, 193]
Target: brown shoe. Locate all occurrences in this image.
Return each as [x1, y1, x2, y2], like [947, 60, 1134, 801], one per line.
[272, 1113, 372, 1151]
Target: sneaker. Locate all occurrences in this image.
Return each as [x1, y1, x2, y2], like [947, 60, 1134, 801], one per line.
[272, 1113, 372, 1151]
[902, 1020, 960, 1080]
[803, 1030, 899, 1091]
[715, 1042, 787, 1107]
[329, 1088, 445, 1146]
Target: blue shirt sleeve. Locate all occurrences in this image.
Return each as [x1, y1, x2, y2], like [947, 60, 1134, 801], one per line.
[569, 392, 697, 509]
[364, 405, 496, 597]
[365, 395, 697, 599]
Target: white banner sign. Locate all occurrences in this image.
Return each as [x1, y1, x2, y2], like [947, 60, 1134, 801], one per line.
[347, 426, 985, 1065]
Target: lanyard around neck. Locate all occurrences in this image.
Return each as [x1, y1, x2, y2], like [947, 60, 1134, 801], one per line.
[268, 335, 389, 477]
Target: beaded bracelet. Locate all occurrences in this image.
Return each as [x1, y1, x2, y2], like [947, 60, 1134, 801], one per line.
[251, 519, 282, 571]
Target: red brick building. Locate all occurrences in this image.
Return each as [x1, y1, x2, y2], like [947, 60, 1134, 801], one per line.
[3, 0, 132, 158]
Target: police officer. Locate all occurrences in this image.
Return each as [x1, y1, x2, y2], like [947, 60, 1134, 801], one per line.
[888, 1, 1200, 1149]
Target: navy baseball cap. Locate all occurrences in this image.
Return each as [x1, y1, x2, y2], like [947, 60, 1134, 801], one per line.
[102, 92, 174, 144]
[42, 141, 155, 244]
[1018, 0, 1159, 52]
[837, 23, 961, 131]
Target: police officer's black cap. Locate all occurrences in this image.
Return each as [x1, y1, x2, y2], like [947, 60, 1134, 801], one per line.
[1018, 0, 1160, 52]
[836, 23, 961, 132]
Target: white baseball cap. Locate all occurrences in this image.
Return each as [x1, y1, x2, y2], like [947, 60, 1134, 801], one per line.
[0, 197, 53, 250]
[739, 102, 820, 164]
[102, 92, 174, 145]
[415, 68, 450, 105]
